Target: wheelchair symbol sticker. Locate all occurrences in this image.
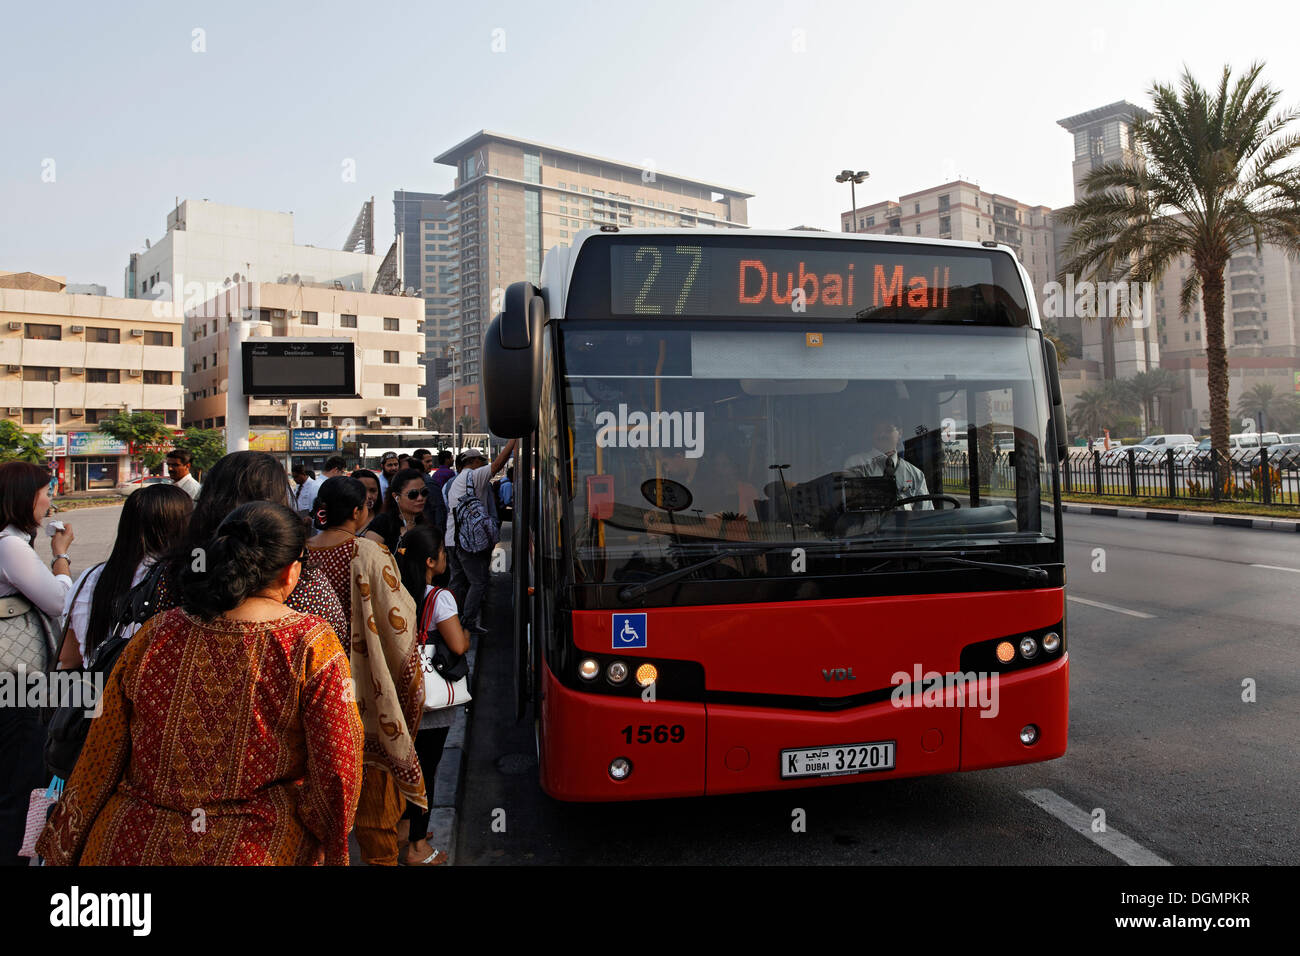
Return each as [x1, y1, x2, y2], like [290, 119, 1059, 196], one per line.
[613, 613, 647, 649]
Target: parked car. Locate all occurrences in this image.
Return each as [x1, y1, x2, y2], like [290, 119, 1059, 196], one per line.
[1191, 433, 1281, 469]
[116, 476, 172, 494]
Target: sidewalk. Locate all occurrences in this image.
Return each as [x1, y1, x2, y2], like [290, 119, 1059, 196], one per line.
[1060, 500, 1300, 533]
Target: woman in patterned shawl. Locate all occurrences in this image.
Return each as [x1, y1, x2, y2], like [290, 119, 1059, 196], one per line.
[37, 501, 363, 866]
[307, 475, 425, 865]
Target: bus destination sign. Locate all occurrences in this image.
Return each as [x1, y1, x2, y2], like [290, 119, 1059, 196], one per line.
[609, 243, 997, 320]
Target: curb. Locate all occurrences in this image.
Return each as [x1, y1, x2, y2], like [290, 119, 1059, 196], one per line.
[1060, 501, 1300, 533]
[425, 636, 477, 866]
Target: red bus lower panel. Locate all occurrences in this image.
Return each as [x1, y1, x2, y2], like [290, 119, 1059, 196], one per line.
[539, 665, 707, 801]
[959, 653, 1068, 771]
[539, 654, 1068, 801]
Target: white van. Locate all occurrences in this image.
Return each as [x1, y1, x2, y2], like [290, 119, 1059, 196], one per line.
[1137, 434, 1194, 449]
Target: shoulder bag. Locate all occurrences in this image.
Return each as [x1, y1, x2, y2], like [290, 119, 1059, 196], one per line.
[418, 586, 471, 711]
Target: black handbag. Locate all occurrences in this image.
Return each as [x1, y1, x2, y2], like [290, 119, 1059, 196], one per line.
[44, 562, 165, 779]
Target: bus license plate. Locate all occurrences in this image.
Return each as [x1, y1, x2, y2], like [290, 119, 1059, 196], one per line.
[780, 741, 896, 778]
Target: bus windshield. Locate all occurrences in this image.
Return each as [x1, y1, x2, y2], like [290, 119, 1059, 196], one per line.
[559, 322, 1056, 587]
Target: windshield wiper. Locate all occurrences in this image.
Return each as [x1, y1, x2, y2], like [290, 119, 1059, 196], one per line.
[617, 546, 769, 601]
[796, 544, 1049, 583]
[914, 554, 1049, 583]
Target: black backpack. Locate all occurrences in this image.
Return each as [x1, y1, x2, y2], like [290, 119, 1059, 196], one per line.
[44, 562, 167, 780]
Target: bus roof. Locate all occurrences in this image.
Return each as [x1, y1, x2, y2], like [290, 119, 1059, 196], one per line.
[538, 227, 1037, 328]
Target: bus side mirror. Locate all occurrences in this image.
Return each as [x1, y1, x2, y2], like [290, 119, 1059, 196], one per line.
[484, 281, 545, 438]
[1042, 338, 1068, 462]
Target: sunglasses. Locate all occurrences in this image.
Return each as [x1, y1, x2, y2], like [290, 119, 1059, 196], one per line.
[296, 547, 310, 567]
[404, 488, 430, 500]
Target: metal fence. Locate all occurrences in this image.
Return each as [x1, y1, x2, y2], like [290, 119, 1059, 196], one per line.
[1060, 446, 1300, 507]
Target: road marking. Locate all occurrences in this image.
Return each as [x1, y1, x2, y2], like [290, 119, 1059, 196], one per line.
[1250, 564, 1300, 574]
[1022, 789, 1172, 866]
[1066, 595, 1154, 619]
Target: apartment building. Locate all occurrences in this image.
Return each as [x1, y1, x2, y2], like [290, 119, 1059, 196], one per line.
[182, 281, 425, 447]
[0, 271, 185, 491]
[1149, 247, 1300, 432]
[433, 130, 752, 419]
[843, 182, 1058, 301]
[393, 190, 457, 406]
[124, 200, 385, 305]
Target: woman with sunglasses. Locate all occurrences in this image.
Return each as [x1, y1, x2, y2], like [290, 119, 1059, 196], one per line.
[364, 467, 428, 554]
[38, 501, 365, 866]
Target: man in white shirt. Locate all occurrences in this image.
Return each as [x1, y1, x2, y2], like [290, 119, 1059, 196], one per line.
[444, 440, 516, 634]
[844, 419, 933, 510]
[166, 449, 201, 500]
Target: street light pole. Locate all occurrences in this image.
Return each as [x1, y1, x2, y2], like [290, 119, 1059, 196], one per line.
[835, 169, 869, 232]
[447, 344, 457, 453]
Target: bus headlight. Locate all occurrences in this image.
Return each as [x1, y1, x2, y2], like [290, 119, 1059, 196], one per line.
[1042, 632, 1061, 654]
[635, 663, 658, 687]
[609, 757, 632, 780]
[1019, 636, 1038, 659]
[579, 659, 600, 681]
[1020, 724, 1039, 745]
[607, 661, 629, 684]
[995, 641, 1016, 664]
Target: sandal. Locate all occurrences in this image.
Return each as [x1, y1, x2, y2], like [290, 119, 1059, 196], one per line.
[400, 845, 448, 866]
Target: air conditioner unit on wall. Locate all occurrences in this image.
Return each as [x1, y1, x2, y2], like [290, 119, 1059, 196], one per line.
[375, 407, 388, 416]
[7, 407, 19, 415]
[69, 325, 84, 333]
[130, 329, 144, 336]
[129, 370, 142, 377]
[301, 419, 317, 428]
[70, 368, 85, 375]
[6, 365, 19, 373]
[319, 400, 331, 414]
[7, 322, 21, 331]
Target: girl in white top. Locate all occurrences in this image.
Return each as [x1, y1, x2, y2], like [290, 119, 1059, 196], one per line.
[395, 524, 470, 866]
[55, 483, 193, 669]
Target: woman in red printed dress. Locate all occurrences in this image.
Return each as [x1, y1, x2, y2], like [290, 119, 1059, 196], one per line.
[36, 501, 363, 866]
[305, 475, 425, 866]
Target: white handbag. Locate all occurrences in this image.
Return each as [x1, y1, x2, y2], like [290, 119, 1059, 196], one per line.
[420, 644, 471, 710]
[418, 588, 471, 711]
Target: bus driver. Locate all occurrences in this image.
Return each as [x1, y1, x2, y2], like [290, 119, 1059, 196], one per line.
[844, 419, 933, 510]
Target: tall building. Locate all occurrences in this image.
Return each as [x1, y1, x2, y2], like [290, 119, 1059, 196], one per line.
[393, 190, 457, 407]
[0, 271, 185, 491]
[183, 281, 424, 446]
[1151, 247, 1300, 432]
[124, 200, 385, 306]
[1055, 102, 1159, 382]
[844, 181, 1058, 302]
[433, 131, 752, 421]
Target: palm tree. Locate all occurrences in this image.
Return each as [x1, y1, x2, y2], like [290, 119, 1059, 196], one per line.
[1236, 382, 1300, 432]
[1126, 368, 1181, 433]
[1071, 388, 1111, 439]
[1058, 63, 1300, 474]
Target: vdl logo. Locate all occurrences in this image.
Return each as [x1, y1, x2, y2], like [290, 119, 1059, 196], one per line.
[613, 613, 647, 649]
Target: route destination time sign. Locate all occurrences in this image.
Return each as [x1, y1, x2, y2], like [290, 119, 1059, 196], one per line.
[241, 339, 361, 397]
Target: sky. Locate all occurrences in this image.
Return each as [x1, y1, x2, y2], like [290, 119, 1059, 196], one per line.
[4, 0, 1300, 290]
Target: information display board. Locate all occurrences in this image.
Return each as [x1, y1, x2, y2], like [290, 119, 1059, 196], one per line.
[241, 340, 359, 397]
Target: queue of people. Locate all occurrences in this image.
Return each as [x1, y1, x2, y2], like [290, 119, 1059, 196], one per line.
[0, 439, 516, 866]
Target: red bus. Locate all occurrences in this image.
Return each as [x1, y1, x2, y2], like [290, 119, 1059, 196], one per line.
[485, 229, 1068, 800]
